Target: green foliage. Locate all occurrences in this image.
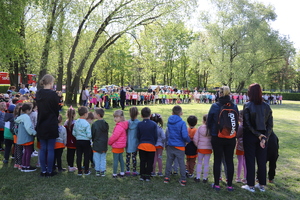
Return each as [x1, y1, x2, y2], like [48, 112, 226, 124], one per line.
[0, 86, 9, 93]
[281, 93, 300, 101]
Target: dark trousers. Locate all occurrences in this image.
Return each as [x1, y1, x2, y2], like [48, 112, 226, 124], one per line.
[211, 136, 236, 186]
[76, 140, 91, 171]
[244, 132, 267, 186]
[67, 148, 76, 167]
[54, 148, 64, 170]
[267, 133, 279, 181]
[4, 139, 14, 160]
[139, 150, 155, 179]
[0, 130, 3, 148]
[120, 99, 125, 110]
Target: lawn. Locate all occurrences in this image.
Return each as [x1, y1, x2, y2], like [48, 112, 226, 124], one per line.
[0, 101, 300, 200]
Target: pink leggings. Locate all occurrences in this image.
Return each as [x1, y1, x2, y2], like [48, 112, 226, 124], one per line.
[196, 153, 211, 179]
[237, 155, 247, 179]
[153, 148, 163, 173]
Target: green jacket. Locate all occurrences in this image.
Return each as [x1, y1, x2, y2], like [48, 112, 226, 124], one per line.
[91, 119, 109, 152]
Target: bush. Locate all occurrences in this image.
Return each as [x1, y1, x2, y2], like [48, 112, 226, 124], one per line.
[261, 92, 300, 101]
[0, 86, 9, 93]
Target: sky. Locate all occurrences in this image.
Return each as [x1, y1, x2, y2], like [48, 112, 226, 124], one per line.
[194, 0, 300, 50]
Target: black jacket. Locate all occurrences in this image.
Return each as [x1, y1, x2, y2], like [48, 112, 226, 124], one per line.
[243, 101, 273, 139]
[36, 89, 59, 140]
[92, 119, 109, 152]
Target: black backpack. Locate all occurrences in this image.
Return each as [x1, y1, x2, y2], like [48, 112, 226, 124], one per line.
[217, 102, 238, 139]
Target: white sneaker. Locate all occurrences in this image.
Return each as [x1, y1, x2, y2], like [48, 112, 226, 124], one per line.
[241, 185, 255, 192]
[255, 183, 265, 192]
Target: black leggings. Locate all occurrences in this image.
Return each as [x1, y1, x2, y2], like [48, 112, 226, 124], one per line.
[67, 148, 76, 167]
[76, 140, 91, 171]
[54, 148, 64, 170]
[4, 139, 14, 160]
[211, 136, 236, 186]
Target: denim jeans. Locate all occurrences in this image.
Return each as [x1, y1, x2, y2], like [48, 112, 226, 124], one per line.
[40, 138, 56, 173]
[93, 152, 106, 172]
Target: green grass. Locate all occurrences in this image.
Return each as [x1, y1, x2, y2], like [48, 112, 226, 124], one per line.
[1, 101, 300, 200]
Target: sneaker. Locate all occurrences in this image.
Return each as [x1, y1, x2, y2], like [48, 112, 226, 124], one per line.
[132, 171, 139, 176]
[100, 171, 106, 177]
[21, 167, 27, 172]
[255, 183, 265, 192]
[26, 166, 37, 172]
[11, 156, 15, 159]
[68, 166, 77, 172]
[3, 160, 8, 164]
[36, 163, 41, 168]
[157, 172, 163, 177]
[139, 177, 144, 181]
[40, 172, 47, 177]
[125, 171, 131, 176]
[164, 177, 170, 183]
[84, 170, 91, 175]
[211, 183, 221, 191]
[58, 168, 66, 172]
[202, 178, 208, 183]
[179, 180, 187, 186]
[236, 178, 242, 183]
[96, 171, 100, 176]
[194, 178, 200, 183]
[14, 164, 20, 169]
[242, 179, 247, 184]
[47, 171, 58, 177]
[227, 186, 234, 191]
[145, 178, 151, 182]
[77, 170, 83, 176]
[241, 185, 255, 192]
[0, 148, 4, 151]
[112, 174, 118, 178]
[151, 172, 156, 176]
[269, 179, 274, 183]
[118, 173, 124, 178]
[187, 173, 194, 178]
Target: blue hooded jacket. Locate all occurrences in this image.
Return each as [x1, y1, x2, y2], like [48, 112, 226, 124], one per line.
[166, 115, 190, 147]
[126, 119, 140, 153]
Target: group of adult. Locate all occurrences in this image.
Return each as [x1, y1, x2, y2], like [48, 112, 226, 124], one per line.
[207, 84, 272, 192]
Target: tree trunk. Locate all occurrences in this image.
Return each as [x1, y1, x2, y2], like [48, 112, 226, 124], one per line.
[56, 3, 65, 91]
[38, 0, 59, 89]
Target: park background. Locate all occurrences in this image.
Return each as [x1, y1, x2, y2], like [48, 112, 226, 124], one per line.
[0, 101, 300, 199]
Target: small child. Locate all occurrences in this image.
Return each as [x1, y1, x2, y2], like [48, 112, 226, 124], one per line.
[108, 110, 128, 178]
[72, 106, 92, 176]
[86, 111, 95, 166]
[193, 114, 212, 183]
[151, 113, 165, 177]
[13, 103, 23, 170]
[3, 104, 16, 164]
[64, 106, 77, 172]
[185, 115, 198, 178]
[125, 107, 140, 176]
[164, 105, 190, 186]
[92, 108, 109, 176]
[15, 103, 37, 172]
[236, 110, 247, 184]
[54, 115, 67, 172]
[137, 107, 158, 181]
[266, 131, 279, 183]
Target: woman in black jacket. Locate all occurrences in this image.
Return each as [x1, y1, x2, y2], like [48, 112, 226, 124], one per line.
[242, 83, 273, 192]
[207, 86, 239, 191]
[36, 74, 60, 177]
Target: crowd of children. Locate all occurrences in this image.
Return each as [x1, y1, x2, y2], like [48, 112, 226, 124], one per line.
[0, 83, 280, 190]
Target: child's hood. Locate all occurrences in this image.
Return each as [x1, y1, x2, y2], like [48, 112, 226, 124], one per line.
[15, 114, 28, 123]
[117, 120, 129, 130]
[128, 119, 139, 130]
[168, 115, 182, 125]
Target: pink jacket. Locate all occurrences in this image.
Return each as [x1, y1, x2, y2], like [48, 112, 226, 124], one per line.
[108, 121, 128, 149]
[193, 125, 212, 150]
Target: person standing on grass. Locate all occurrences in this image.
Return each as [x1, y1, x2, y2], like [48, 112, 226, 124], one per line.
[72, 106, 92, 176]
[125, 107, 140, 176]
[207, 86, 238, 191]
[193, 114, 212, 183]
[164, 105, 190, 186]
[53, 115, 67, 172]
[151, 113, 165, 177]
[242, 83, 273, 193]
[36, 74, 60, 177]
[64, 106, 77, 172]
[92, 108, 109, 177]
[108, 110, 128, 178]
[185, 115, 198, 178]
[15, 103, 37, 172]
[137, 107, 158, 181]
